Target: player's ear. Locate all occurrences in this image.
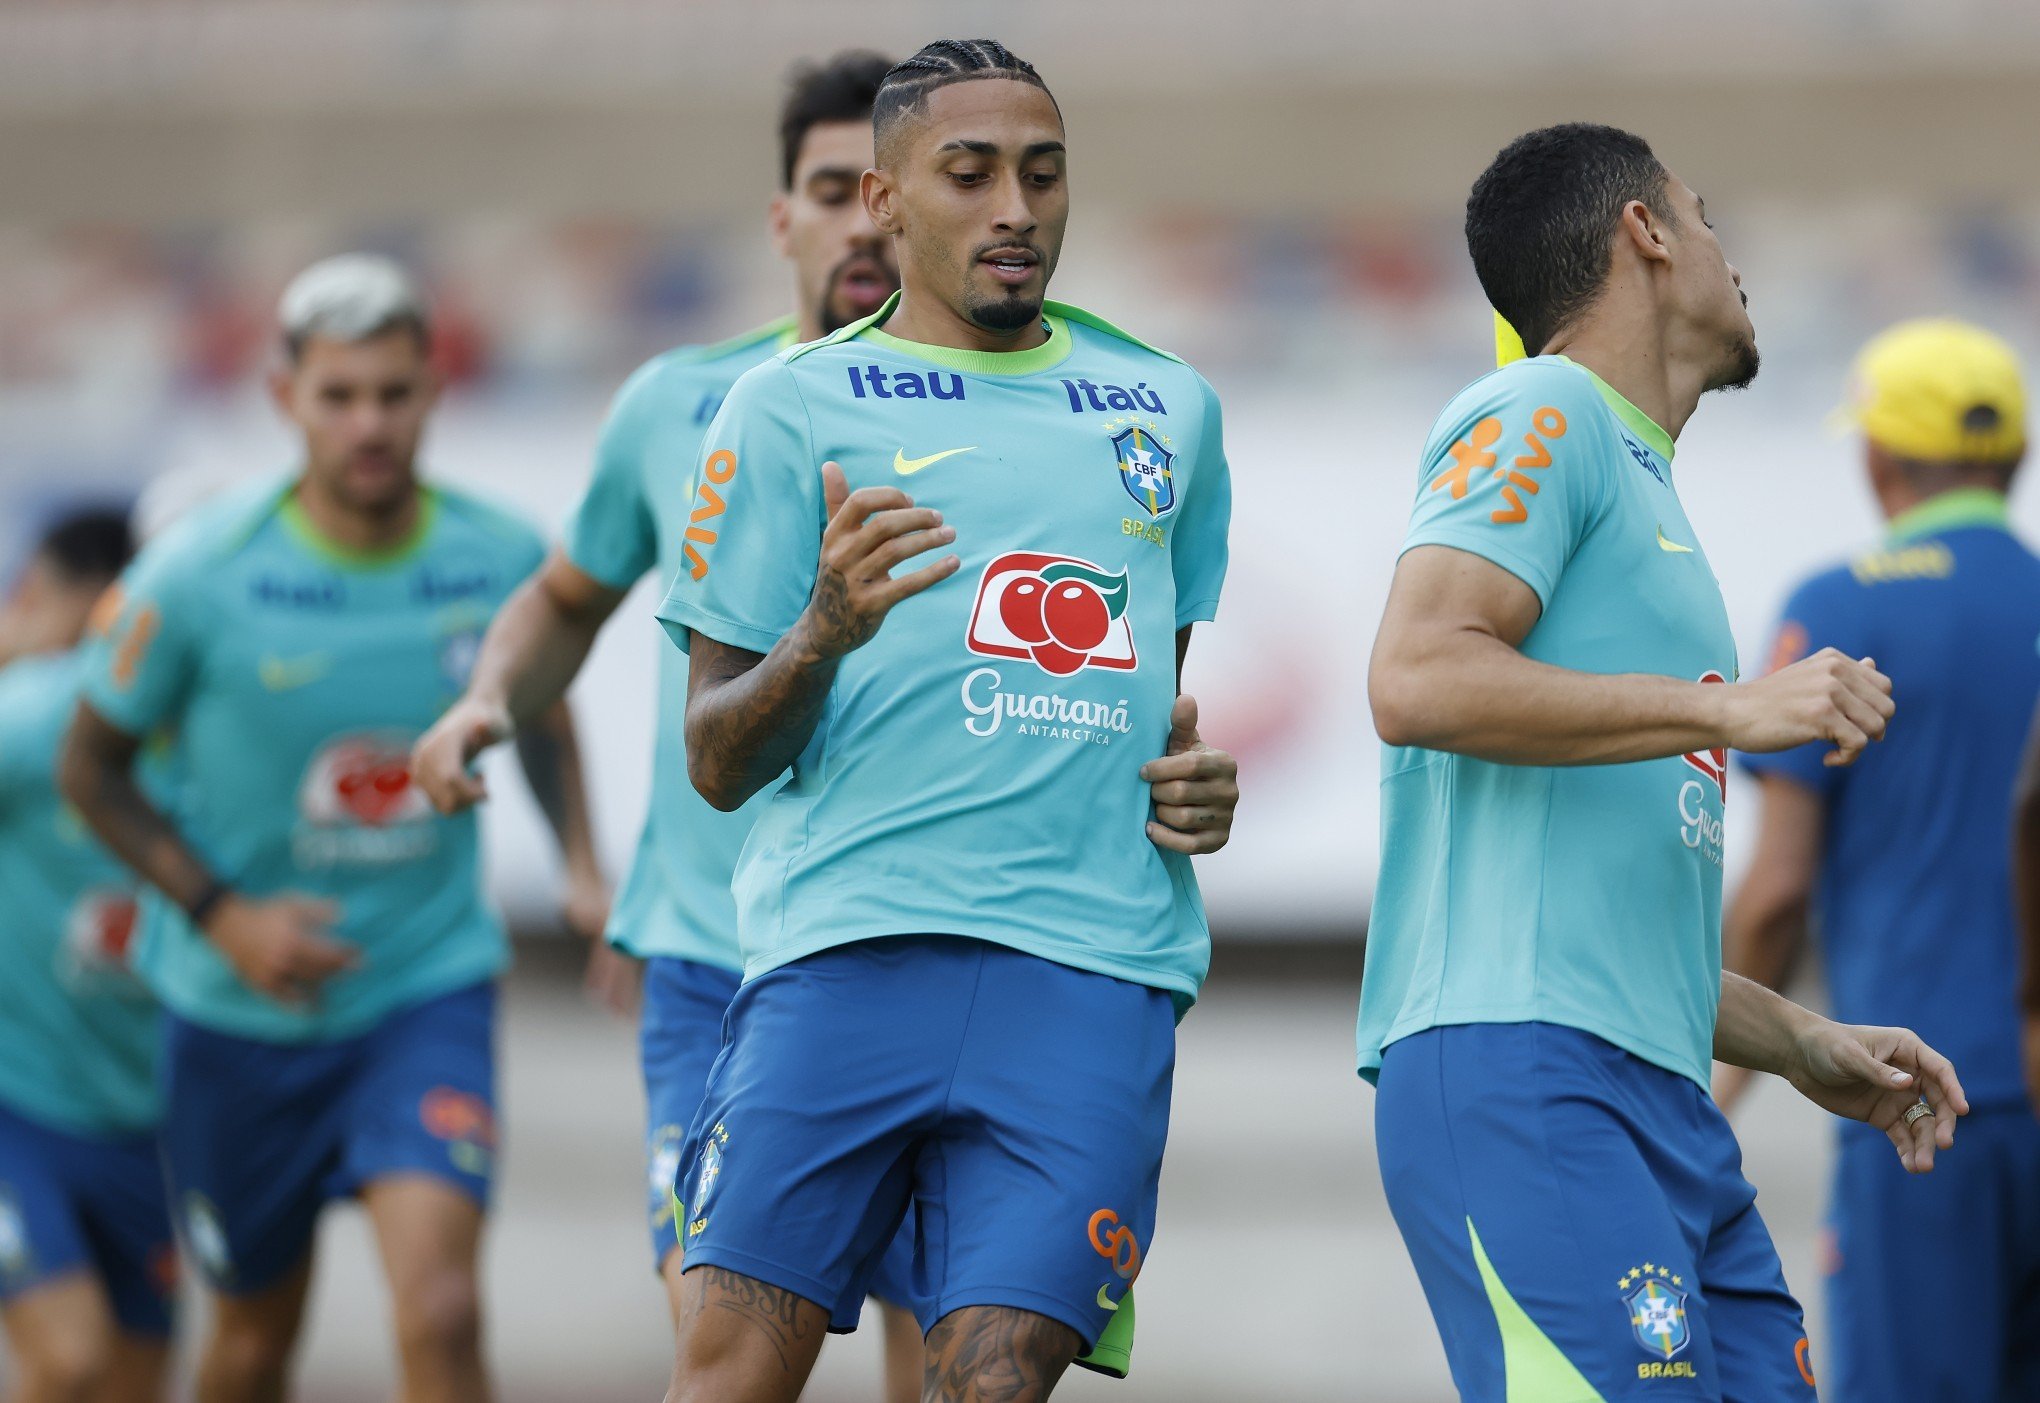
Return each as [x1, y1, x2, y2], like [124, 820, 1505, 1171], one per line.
[767, 193, 793, 259]
[1619, 199, 1671, 265]
[863, 167, 900, 236]
[266, 363, 297, 421]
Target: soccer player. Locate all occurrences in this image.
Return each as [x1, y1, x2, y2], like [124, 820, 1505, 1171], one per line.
[0, 510, 175, 1403]
[408, 50, 926, 1397]
[1361, 124, 1969, 1401]
[1728, 319, 2040, 1400]
[653, 38, 1236, 1403]
[58, 255, 605, 1403]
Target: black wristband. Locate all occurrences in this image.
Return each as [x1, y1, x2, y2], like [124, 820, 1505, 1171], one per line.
[184, 880, 229, 931]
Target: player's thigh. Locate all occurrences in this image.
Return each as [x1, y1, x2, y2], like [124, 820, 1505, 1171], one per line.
[360, 1174, 485, 1332]
[922, 1304, 1083, 1403]
[0, 1105, 103, 1325]
[928, 946, 1175, 1354]
[668, 1264, 830, 1403]
[640, 957, 742, 1275]
[0, 1270, 117, 1389]
[69, 1129, 179, 1342]
[1691, 1202, 1812, 1402]
[160, 1012, 350, 1295]
[341, 982, 498, 1211]
[103, 1331, 174, 1403]
[1823, 1120, 2007, 1403]
[677, 940, 963, 1325]
[1374, 1023, 1719, 1403]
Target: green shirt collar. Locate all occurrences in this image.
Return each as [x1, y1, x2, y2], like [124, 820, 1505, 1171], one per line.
[1887, 487, 2010, 542]
[850, 291, 1072, 375]
[1553, 356, 1676, 463]
[280, 484, 438, 569]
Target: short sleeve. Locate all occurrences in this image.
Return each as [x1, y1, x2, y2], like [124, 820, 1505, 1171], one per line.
[80, 541, 207, 739]
[0, 671, 46, 806]
[655, 358, 824, 656]
[563, 368, 660, 591]
[1400, 367, 1611, 610]
[1171, 375, 1232, 627]
[1736, 571, 1865, 797]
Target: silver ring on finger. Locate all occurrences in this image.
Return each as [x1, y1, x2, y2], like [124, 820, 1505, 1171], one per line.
[1901, 1098, 1933, 1128]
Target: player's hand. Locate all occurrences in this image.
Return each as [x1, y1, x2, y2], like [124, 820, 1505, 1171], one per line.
[2021, 1011, 2040, 1122]
[1140, 695, 1238, 856]
[203, 893, 357, 1007]
[798, 462, 959, 660]
[412, 696, 513, 814]
[1782, 1019, 1968, 1173]
[1720, 649, 1894, 768]
[561, 865, 610, 945]
[582, 941, 641, 1019]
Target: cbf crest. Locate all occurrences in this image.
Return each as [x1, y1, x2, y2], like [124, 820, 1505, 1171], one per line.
[1110, 422, 1177, 518]
[1621, 1264, 1691, 1359]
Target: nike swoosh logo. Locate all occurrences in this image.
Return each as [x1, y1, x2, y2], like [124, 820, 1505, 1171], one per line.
[894, 446, 977, 476]
[1656, 526, 1694, 554]
[259, 654, 332, 691]
[1097, 1285, 1122, 1312]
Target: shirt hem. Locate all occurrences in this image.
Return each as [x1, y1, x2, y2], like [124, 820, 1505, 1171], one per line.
[155, 950, 508, 1045]
[742, 926, 1204, 1006]
[1360, 1008, 1711, 1090]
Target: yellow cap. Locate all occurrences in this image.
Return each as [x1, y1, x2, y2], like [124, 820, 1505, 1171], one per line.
[1494, 311, 1527, 368]
[1838, 318, 2027, 463]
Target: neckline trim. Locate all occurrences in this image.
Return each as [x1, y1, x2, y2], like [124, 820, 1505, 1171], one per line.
[1887, 487, 2010, 542]
[281, 486, 438, 569]
[1553, 356, 1677, 463]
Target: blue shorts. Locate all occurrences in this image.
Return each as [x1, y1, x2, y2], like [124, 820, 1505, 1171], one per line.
[677, 936, 1174, 1348]
[1825, 1108, 2040, 1403]
[161, 981, 496, 1295]
[0, 1100, 176, 1335]
[1375, 1022, 1815, 1402]
[641, 956, 917, 1311]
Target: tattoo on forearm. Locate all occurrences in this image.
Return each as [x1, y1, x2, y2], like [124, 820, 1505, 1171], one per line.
[689, 1267, 819, 1374]
[685, 632, 839, 809]
[922, 1306, 1081, 1403]
[59, 708, 214, 909]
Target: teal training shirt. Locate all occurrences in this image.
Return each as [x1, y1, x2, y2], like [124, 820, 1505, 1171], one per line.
[0, 649, 158, 1136]
[563, 319, 795, 967]
[656, 295, 1232, 1003]
[85, 479, 546, 1043]
[1358, 356, 1738, 1088]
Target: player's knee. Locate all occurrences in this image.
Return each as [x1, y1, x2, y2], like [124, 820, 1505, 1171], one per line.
[393, 1267, 483, 1361]
[206, 1305, 300, 1387]
[19, 1321, 113, 1403]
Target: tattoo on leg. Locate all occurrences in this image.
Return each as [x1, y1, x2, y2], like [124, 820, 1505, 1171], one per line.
[922, 1307, 1082, 1403]
[690, 1267, 819, 1374]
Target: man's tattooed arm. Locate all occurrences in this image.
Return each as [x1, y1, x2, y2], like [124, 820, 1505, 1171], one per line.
[683, 464, 958, 812]
[58, 700, 217, 908]
[683, 626, 840, 812]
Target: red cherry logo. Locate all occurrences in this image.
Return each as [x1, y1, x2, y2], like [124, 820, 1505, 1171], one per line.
[1030, 641, 1090, 676]
[335, 757, 415, 825]
[1000, 575, 1052, 644]
[1041, 580, 1110, 652]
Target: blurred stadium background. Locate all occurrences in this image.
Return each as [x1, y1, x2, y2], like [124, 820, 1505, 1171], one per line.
[4, 2, 2039, 1397]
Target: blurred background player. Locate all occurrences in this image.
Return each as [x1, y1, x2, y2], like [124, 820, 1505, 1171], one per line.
[57, 255, 604, 1403]
[656, 39, 1237, 1402]
[408, 50, 926, 1400]
[0, 510, 176, 1403]
[1363, 124, 1968, 1401]
[1722, 319, 2038, 1401]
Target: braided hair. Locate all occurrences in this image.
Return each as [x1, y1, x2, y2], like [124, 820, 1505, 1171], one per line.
[873, 39, 1058, 163]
